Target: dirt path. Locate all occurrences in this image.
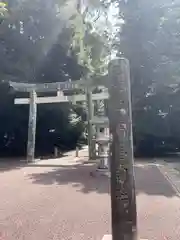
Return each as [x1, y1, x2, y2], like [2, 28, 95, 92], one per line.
[0, 159, 179, 240]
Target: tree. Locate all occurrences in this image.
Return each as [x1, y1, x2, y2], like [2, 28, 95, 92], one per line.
[0, 0, 86, 157]
[0, 2, 8, 22]
[1, 0, 180, 157]
[114, 0, 180, 156]
[0, 0, 113, 157]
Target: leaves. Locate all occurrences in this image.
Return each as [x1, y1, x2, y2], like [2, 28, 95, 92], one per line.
[110, 0, 180, 154]
[68, 1, 113, 79]
[0, 1, 8, 20]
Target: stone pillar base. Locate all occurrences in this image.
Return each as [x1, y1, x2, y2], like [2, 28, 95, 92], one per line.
[102, 235, 148, 240]
[90, 169, 110, 178]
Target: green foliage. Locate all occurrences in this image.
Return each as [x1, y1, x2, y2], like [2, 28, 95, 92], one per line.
[68, 2, 112, 79]
[115, 0, 180, 156]
[0, 2, 8, 22]
[0, 0, 85, 157]
[1, 0, 180, 157]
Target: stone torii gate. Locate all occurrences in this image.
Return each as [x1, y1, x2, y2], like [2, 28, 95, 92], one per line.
[13, 88, 69, 162]
[9, 82, 70, 162]
[9, 80, 109, 163]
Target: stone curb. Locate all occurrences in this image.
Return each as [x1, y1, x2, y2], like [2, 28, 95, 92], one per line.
[157, 161, 180, 196]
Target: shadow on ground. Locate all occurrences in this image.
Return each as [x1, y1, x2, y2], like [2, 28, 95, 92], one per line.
[28, 164, 110, 194]
[0, 161, 27, 172]
[27, 163, 177, 197]
[0, 154, 72, 173]
[135, 165, 177, 197]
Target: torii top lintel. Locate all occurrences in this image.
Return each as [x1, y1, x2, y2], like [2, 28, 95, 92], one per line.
[9, 81, 83, 92]
[9, 76, 108, 93]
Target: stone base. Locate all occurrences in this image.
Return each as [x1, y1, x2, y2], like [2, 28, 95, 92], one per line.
[102, 235, 111, 240]
[90, 169, 110, 178]
[20, 158, 41, 164]
[83, 160, 99, 164]
[102, 235, 148, 240]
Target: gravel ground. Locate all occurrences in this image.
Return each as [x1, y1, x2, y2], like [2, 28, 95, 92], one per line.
[0, 159, 180, 240]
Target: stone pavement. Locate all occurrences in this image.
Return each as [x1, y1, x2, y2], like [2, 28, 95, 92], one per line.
[30, 146, 90, 166]
[0, 151, 180, 240]
[158, 160, 180, 195]
[135, 163, 180, 240]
